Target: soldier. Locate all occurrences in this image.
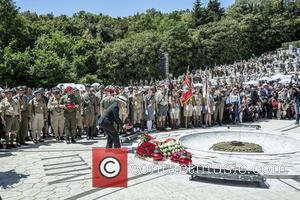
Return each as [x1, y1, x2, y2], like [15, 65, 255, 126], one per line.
[48, 89, 65, 141]
[119, 87, 129, 123]
[132, 88, 143, 132]
[14, 86, 30, 145]
[74, 88, 83, 138]
[183, 97, 193, 128]
[155, 84, 169, 131]
[214, 88, 226, 125]
[0, 89, 21, 149]
[145, 88, 156, 132]
[60, 86, 79, 144]
[90, 87, 100, 137]
[192, 86, 203, 127]
[28, 90, 47, 143]
[169, 89, 180, 129]
[100, 87, 116, 115]
[82, 85, 96, 140]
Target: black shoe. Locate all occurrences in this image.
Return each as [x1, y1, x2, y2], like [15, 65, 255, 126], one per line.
[5, 145, 11, 149]
[60, 136, 64, 140]
[20, 142, 29, 145]
[38, 139, 44, 143]
[65, 136, 70, 144]
[71, 139, 76, 143]
[17, 143, 21, 147]
[11, 144, 17, 148]
[33, 139, 38, 144]
[25, 137, 31, 141]
[0, 143, 3, 149]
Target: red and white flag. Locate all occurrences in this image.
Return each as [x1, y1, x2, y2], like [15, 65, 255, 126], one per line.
[181, 74, 193, 104]
[203, 75, 211, 113]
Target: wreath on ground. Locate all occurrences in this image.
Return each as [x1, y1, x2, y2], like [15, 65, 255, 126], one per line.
[212, 141, 263, 153]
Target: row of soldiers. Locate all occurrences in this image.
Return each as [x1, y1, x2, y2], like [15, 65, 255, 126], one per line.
[0, 82, 229, 149]
[0, 84, 117, 148]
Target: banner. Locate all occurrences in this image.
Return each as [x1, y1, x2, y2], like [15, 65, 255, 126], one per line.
[181, 74, 192, 104]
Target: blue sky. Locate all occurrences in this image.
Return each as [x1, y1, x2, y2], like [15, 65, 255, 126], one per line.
[15, 0, 235, 17]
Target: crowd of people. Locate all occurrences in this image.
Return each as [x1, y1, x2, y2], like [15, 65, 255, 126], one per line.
[0, 48, 300, 149]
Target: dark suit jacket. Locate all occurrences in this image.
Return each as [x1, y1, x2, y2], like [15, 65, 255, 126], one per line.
[99, 102, 124, 126]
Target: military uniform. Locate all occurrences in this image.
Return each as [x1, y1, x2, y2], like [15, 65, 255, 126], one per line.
[0, 94, 21, 148]
[213, 90, 226, 125]
[100, 95, 116, 115]
[48, 96, 64, 139]
[75, 93, 83, 137]
[155, 89, 168, 130]
[14, 93, 30, 144]
[192, 92, 203, 127]
[132, 92, 143, 131]
[183, 99, 193, 128]
[169, 94, 180, 129]
[82, 91, 96, 139]
[28, 96, 47, 143]
[60, 93, 78, 143]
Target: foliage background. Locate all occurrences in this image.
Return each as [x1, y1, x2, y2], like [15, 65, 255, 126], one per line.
[0, 0, 299, 87]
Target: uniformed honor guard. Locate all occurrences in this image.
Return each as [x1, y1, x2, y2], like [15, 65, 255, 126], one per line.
[0, 89, 21, 149]
[192, 86, 203, 127]
[82, 85, 96, 140]
[74, 88, 83, 138]
[132, 88, 143, 132]
[169, 89, 180, 129]
[14, 86, 30, 145]
[28, 90, 47, 143]
[155, 84, 169, 131]
[60, 86, 79, 144]
[48, 89, 65, 140]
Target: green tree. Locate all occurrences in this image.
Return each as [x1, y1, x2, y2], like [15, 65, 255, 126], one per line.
[191, 0, 207, 27]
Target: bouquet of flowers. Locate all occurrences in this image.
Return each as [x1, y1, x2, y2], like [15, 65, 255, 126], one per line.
[140, 133, 154, 143]
[65, 102, 76, 110]
[170, 150, 192, 166]
[158, 141, 186, 158]
[136, 141, 156, 157]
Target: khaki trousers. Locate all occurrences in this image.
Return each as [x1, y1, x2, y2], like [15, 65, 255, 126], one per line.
[51, 115, 65, 137]
[32, 113, 44, 139]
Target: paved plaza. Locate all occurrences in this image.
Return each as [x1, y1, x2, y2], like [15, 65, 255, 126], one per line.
[1, 120, 300, 200]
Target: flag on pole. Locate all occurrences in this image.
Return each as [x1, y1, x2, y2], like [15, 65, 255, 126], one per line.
[203, 75, 211, 113]
[181, 74, 193, 104]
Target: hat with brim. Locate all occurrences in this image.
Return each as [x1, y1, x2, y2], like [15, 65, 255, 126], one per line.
[117, 95, 127, 105]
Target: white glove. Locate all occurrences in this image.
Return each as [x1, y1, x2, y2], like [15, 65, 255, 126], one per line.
[145, 110, 148, 115]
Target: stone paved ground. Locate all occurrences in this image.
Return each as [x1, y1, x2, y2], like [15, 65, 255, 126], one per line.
[0, 120, 300, 200]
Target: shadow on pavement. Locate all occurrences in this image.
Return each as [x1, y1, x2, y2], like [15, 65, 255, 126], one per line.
[0, 170, 29, 189]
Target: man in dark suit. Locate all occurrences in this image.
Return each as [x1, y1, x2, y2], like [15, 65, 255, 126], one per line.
[99, 96, 131, 148]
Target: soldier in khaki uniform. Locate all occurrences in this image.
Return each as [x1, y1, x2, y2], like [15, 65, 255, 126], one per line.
[118, 87, 128, 122]
[14, 86, 30, 145]
[192, 86, 203, 127]
[132, 88, 143, 132]
[155, 84, 169, 131]
[0, 89, 21, 149]
[48, 89, 65, 140]
[214, 88, 226, 125]
[183, 97, 193, 128]
[169, 89, 180, 129]
[28, 90, 47, 143]
[74, 88, 83, 138]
